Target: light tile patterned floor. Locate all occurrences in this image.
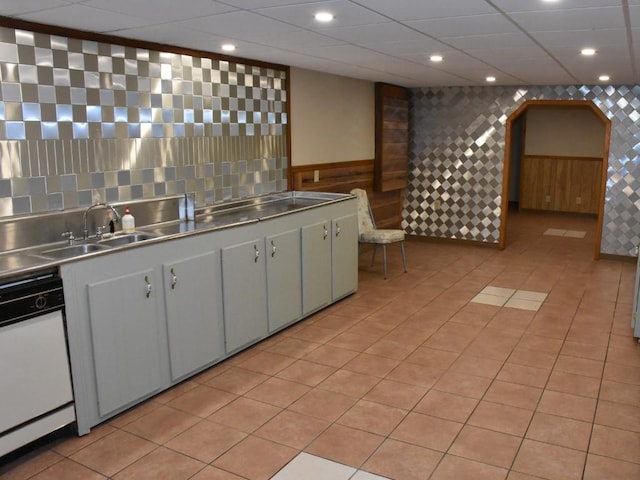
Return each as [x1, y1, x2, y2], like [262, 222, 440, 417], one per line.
[1, 210, 639, 480]
[472, 286, 548, 311]
[544, 228, 587, 238]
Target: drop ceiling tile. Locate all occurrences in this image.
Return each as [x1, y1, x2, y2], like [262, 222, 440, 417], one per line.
[371, 39, 455, 56]
[407, 14, 520, 38]
[509, 6, 625, 32]
[83, 0, 237, 22]
[221, 0, 320, 8]
[321, 22, 425, 45]
[531, 28, 629, 48]
[256, 0, 388, 29]
[443, 32, 538, 50]
[493, 0, 622, 13]
[15, 4, 154, 32]
[353, 0, 496, 21]
[0, 0, 68, 15]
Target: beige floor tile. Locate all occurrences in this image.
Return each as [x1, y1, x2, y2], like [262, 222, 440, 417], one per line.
[484, 381, 543, 410]
[449, 425, 521, 468]
[414, 389, 478, 423]
[430, 455, 508, 480]
[595, 400, 640, 433]
[112, 446, 205, 480]
[288, 388, 357, 422]
[275, 359, 337, 386]
[362, 438, 442, 480]
[337, 400, 406, 436]
[120, 405, 200, 444]
[213, 436, 297, 480]
[525, 412, 592, 451]
[467, 401, 533, 436]
[208, 397, 281, 433]
[303, 344, 360, 368]
[599, 380, 640, 408]
[164, 421, 247, 463]
[537, 390, 597, 422]
[189, 466, 245, 479]
[362, 379, 427, 410]
[167, 385, 237, 418]
[27, 458, 106, 480]
[503, 298, 542, 311]
[546, 370, 601, 398]
[583, 454, 640, 480]
[244, 377, 310, 408]
[391, 412, 463, 452]
[512, 439, 586, 480]
[70, 430, 156, 477]
[254, 410, 329, 449]
[497, 363, 550, 388]
[434, 372, 492, 399]
[589, 424, 640, 464]
[205, 367, 269, 395]
[237, 350, 296, 375]
[342, 353, 400, 378]
[305, 424, 384, 468]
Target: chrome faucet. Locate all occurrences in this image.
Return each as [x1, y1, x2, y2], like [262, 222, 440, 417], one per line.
[83, 203, 121, 239]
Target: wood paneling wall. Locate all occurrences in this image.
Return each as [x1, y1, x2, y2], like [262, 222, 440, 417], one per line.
[291, 160, 403, 229]
[520, 155, 602, 214]
[375, 83, 409, 192]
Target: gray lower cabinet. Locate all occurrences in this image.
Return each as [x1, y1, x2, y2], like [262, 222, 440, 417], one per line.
[221, 237, 268, 353]
[266, 229, 302, 332]
[332, 213, 358, 300]
[301, 220, 332, 314]
[163, 251, 224, 381]
[87, 267, 165, 417]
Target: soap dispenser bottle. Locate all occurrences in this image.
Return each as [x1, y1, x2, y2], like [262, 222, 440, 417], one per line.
[122, 206, 136, 233]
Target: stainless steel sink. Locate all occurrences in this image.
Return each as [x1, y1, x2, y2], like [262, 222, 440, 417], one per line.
[98, 232, 158, 247]
[39, 243, 112, 259]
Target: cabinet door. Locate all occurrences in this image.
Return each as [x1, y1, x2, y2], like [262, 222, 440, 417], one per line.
[332, 214, 358, 300]
[221, 238, 268, 353]
[88, 269, 163, 417]
[301, 220, 332, 314]
[163, 252, 224, 381]
[266, 229, 302, 332]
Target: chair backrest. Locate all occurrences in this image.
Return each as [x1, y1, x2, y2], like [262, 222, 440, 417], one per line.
[350, 188, 376, 235]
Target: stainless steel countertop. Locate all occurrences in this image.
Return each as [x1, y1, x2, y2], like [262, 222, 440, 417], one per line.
[0, 191, 354, 282]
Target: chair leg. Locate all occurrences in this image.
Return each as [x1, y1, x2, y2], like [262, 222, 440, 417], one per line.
[382, 245, 388, 279]
[370, 244, 378, 267]
[400, 240, 407, 273]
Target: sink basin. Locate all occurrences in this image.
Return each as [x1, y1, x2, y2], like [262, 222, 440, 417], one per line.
[39, 243, 112, 259]
[98, 233, 158, 247]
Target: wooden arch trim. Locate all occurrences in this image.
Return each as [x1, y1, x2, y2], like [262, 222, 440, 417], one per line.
[499, 99, 611, 260]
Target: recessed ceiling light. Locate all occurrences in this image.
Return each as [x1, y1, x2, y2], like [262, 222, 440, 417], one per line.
[430, 55, 443, 62]
[221, 44, 236, 52]
[315, 12, 334, 22]
[486, 76, 496, 82]
[581, 48, 596, 56]
[599, 75, 610, 82]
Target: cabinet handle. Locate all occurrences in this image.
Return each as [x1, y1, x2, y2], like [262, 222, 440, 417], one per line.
[144, 275, 152, 298]
[254, 244, 260, 263]
[271, 240, 276, 257]
[323, 225, 328, 239]
[170, 268, 177, 290]
[335, 223, 341, 237]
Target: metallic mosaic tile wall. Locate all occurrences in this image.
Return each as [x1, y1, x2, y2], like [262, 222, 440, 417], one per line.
[0, 26, 288, 218]
[406, 85, 640, 256]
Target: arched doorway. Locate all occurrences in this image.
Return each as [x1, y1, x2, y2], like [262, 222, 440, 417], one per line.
[498, 99, 611, 259]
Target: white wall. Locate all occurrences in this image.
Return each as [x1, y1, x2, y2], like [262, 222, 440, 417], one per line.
[290, 68, 375, 166]
[524, 107, 605, 157]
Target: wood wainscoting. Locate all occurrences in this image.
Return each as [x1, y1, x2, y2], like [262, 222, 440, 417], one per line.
[291, 160, 404, 229]
[519, 155, 602, 214]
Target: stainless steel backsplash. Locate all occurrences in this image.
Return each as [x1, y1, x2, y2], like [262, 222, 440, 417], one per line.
[0, 26, 288, 219]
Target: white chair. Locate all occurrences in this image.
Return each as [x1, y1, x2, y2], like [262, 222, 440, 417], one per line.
[350, 188, 407, 279]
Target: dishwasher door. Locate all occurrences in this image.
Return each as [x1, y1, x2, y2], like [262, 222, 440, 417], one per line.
[0, 310, 75, 456]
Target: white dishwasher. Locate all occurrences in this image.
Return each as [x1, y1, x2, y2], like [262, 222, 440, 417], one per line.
[0, 272, 75, 458]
